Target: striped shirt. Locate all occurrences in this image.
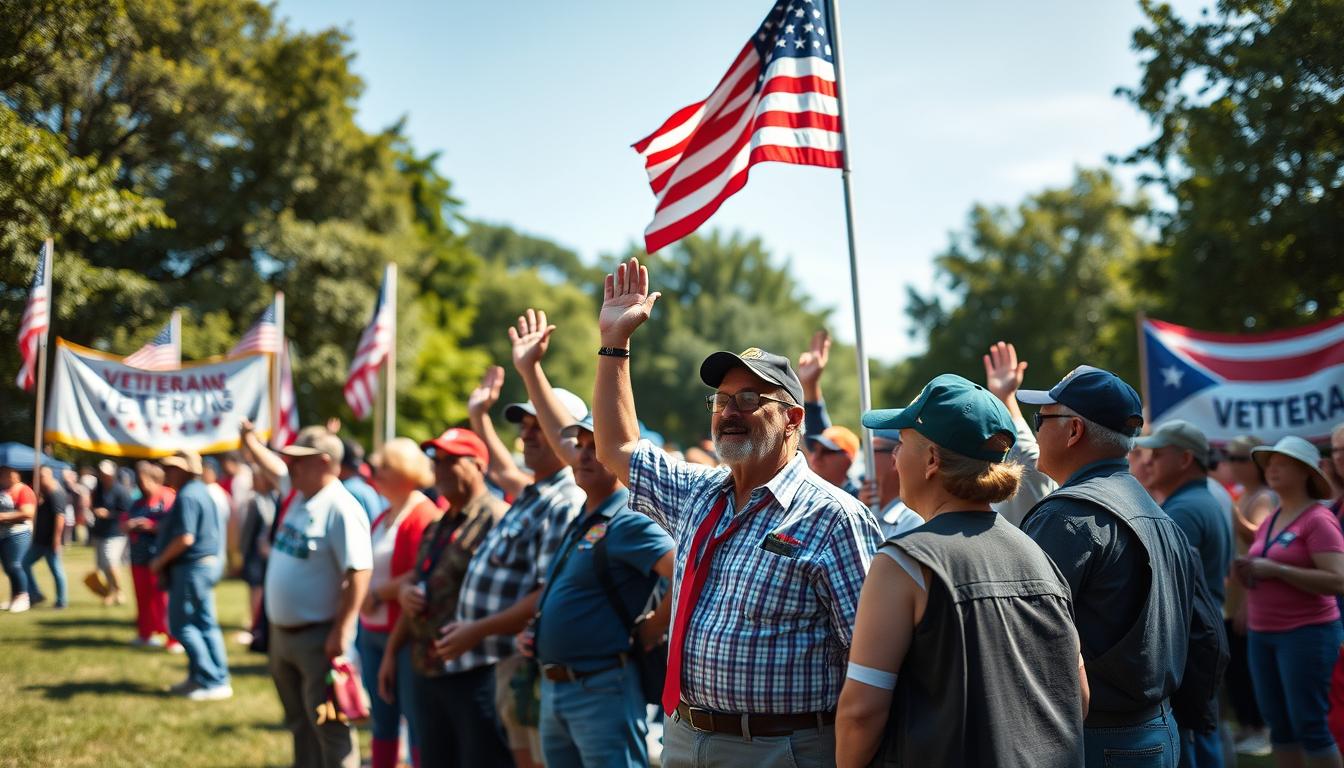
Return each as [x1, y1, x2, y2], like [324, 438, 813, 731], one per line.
[445, 467, 584, 673]
[629, 441, 881, 714]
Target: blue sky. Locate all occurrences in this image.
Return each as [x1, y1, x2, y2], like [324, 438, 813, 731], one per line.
[277, 0, 1204, 362]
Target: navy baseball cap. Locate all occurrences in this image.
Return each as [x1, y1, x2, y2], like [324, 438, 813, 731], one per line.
[700, 347, 804, 406]
[862, 374, 1016, 462]
[1017, 365, 1144, 436]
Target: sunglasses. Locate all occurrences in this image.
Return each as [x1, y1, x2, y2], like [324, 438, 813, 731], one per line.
[705, 391, 795, 413]
[1033, 412, 1076, 432]
[1224, 455, 1252, 463]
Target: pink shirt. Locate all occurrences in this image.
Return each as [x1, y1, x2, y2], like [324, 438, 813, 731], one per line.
[1247, 503, 1344, 633]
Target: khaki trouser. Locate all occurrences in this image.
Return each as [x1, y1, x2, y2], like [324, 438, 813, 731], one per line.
[662, 707, 836, 768]
[268, 622, 358, 768]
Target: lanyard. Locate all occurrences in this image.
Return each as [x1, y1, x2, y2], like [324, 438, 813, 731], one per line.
[418, 514, 464, 580]
[1260, 507, 1285, 558]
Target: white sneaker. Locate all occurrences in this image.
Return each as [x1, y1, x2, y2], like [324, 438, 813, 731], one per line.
[187, 684, 233, 701]
[146, 634, 168, 648]
[166, 642, 185, 655]
[8, 594, 30, 613]
[1234, 731, 1272, 756]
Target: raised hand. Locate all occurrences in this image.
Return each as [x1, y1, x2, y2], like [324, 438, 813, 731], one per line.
[599, 257, 661, 346]
[797, 329, 831, 399]
[467, 365, 505, 419]
[982, 341, 1027, 403]
[509, 308, 555, 372]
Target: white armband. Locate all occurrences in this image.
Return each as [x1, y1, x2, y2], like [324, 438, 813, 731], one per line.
[846, 662, 898, 690]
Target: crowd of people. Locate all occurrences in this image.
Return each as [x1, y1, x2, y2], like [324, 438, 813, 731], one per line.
[3, 256, 1344, 768]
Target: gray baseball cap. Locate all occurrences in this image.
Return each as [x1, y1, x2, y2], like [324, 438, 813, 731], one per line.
[1134, 420, 1210, 466]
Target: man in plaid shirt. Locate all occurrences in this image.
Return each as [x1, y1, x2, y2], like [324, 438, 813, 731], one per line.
[592, 257, 882, 768]
[434, 376, 587, 768]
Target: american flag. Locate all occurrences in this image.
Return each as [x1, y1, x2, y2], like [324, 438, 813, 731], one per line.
[124, 319, 181, 370]
[273, 340, 300, 447]
[15, 241, 53, 392]
[230, 301, 281, 356]
[344, 267, 394, 420]
[634, 0, 843, 253]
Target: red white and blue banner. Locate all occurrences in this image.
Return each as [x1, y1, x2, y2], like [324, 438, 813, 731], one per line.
[1143, 315, 1344, 443]
[44, 339, 272, 457]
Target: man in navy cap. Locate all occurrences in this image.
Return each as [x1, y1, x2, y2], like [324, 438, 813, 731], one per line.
[1017, 366, 1225, 768]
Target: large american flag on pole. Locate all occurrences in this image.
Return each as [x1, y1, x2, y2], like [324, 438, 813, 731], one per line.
[1143, 314, 1344, 443]
[124, 320, 180, 371]
[344, 267, 394, 420]
[229, 302, 281, 356]
[15, 241, 52, 392]
[634, 0, 842, 253]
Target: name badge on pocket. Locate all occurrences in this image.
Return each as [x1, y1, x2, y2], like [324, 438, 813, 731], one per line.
[1275, 531, 1298, 548]
[761, 532, 802, 558]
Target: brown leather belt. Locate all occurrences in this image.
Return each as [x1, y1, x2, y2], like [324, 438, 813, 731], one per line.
[675, 702, 835, 737]
[541, 655, 627, 683]
[1084, 698, 1170, 729]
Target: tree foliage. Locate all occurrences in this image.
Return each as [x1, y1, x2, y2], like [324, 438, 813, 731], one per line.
[1121, 0, 1344, 330]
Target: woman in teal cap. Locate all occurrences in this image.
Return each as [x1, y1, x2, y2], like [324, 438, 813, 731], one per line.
[835, 374, 1087, 768]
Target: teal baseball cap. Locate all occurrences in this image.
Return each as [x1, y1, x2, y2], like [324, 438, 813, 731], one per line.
[862, 374, 1016, 462]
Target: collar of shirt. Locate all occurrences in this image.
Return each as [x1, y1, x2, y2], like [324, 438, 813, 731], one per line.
[881, 498, 910, 524]
[1062, 458, 1130, 488]
[714, 451, 809, 513]
[522, 466, 576, 498]
[586, 487, 631, 521]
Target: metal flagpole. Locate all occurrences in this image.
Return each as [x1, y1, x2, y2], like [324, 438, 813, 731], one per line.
[271, 292, 285, 446]
[824, 0, 877, 493]
[31, 239, 54, 497]
[383, 264, 397, 447]
[170, 309, 182, 367]
[1136, 310, 1151, 433]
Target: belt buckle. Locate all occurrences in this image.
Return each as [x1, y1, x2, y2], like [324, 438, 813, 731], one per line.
[541, 664, 571, 682]
[686, 707, 715, 732]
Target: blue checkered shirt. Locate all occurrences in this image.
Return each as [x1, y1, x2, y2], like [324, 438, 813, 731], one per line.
[445, 467, 584, 673]
[629, 441, 881, 714]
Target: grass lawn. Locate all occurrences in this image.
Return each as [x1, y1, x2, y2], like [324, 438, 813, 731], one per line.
[0, 544, 371, 768]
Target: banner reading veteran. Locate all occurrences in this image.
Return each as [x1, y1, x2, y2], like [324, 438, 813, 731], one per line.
[1143, 315, 1344, 444]
[45, 338, 272, 458]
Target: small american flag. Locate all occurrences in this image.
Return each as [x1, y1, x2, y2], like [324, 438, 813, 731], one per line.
[15, 241, 53, 392]
[230, 301, 281, 356]
[124, 319, 181, 370]
[344, 267, 394, 420]
[634, 0, 843, 253]
[273, 340, 300, 447]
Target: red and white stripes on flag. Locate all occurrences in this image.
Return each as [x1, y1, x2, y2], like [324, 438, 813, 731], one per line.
[273, 341, 300, 447]
[124, 319, 181, 371]
[633, 0, 843, 253]
[15, 241, 52, 392]
[229, 302, 281, 356]
[344, 267, 394, 420]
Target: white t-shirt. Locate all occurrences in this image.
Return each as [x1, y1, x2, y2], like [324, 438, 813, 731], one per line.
[359, 509, 405, 628]
[206, 482, 232, 561]
[879, 499, 924, 541]
[265, 479, 373, 627]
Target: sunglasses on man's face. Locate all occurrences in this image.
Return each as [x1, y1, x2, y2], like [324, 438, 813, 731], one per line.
[705, 391, 794, 414]
[1032, 412, 1075, 432]
[1224, 455, 1252, 463]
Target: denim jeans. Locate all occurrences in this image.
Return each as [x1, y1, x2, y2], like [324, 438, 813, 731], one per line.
[1082, 704, 1179, 768]
[21, 543, 67, 606]
[1248, 621, 1344, 756]
[412, 664, 512, 768]
[167, 556, 230, 688]
[1178, 722, 1221, 768]
[356, 628, 419, 746]
[0, 527, 31, 599]
[540, 664, 648, 768]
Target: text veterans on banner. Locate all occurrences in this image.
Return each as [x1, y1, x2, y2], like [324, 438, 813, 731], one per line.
[44, 339, 273, 457]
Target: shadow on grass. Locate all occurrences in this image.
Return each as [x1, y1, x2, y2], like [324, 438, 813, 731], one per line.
[23, 678, 162, 700]
[36, 616, 133, 629]
[36, 634, 139, 652]
[229, 661, 271, 677]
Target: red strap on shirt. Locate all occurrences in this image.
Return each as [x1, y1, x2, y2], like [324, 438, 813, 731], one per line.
[661, 491, 767, 715]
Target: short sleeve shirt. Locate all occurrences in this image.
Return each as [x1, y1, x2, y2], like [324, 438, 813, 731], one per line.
[1247, 503, 1344, 632]
[33, 486, 69, 545]
[1162, 480, 1233, 606]
[265, 480, 374, 627]
[91, 483, 133, 539]
[535, 489, 674, 670]
[126, 487, 177, 565]
[0, 483, 37, 533]
[157, 479, 221, 563]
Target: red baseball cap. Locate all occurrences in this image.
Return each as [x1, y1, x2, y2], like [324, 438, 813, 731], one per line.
[421, 428, 488, 466]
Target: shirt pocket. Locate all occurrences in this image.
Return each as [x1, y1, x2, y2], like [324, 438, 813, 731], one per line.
[488, 515, 537, 569]
[736, 548, 818, 626]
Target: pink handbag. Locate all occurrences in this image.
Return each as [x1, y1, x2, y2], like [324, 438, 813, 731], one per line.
[324, 655, 370, 725]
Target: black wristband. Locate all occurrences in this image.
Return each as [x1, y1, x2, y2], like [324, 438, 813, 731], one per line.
[598, 346, 630, 358]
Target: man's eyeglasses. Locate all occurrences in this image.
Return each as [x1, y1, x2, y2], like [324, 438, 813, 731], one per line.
[1224, 454, 1252, 463]
[1033, 412, 1076, 432]
[705, 391, 795, 413]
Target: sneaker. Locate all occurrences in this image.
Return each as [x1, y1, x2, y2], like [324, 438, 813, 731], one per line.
[146, 633, 168, 648]
[1235, 731, 1272, 756]
[8, 594, 30, 613]
[166, 642, 185, 655]
[52, 602, 67, 610]
[233, 630, 254, 646]
[30, 594, 46, 606]
[186, 684, 233, 701]
[166, 678, 199, 696]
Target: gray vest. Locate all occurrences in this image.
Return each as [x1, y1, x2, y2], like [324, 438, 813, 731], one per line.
[1030, 472, 1195, 714]
[873, 512, 1084, 768]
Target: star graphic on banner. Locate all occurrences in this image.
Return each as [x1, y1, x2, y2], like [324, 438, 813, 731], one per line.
[812, 8, 822, 17]
[1161, 365, 1185, 388]
[212, 418, 221, 427]
[785, 23, 795, 33]
[196, 421, 205, 432]
[126, 420, 137, 430]
[794, 8, 805, 17]
[804, 22, 813, 32]
[775, 37, 786, 47]
[108, 418, 118, 428]
[161, 424, 171, 434]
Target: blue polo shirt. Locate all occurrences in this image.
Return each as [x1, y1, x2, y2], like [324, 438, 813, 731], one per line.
[534, 488, 673, 672]
[342, 475, 386, 523]
[1162, 478, 1232, 606]
[156, 478, 220, 563]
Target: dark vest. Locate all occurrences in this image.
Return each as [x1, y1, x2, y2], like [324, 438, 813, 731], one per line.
[1030, 472, 1195, 715]
[872, 512, 1084, 768]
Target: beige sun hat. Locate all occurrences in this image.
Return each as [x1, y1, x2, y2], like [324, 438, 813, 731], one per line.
[1251, 436, 1332, 499]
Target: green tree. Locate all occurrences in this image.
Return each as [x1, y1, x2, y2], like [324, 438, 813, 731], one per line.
[1121, 0, 1344, 330]
[894, 168, 1153, 400]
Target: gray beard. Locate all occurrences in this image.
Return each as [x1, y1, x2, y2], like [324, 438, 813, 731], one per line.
[714, 426, 785, 467]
